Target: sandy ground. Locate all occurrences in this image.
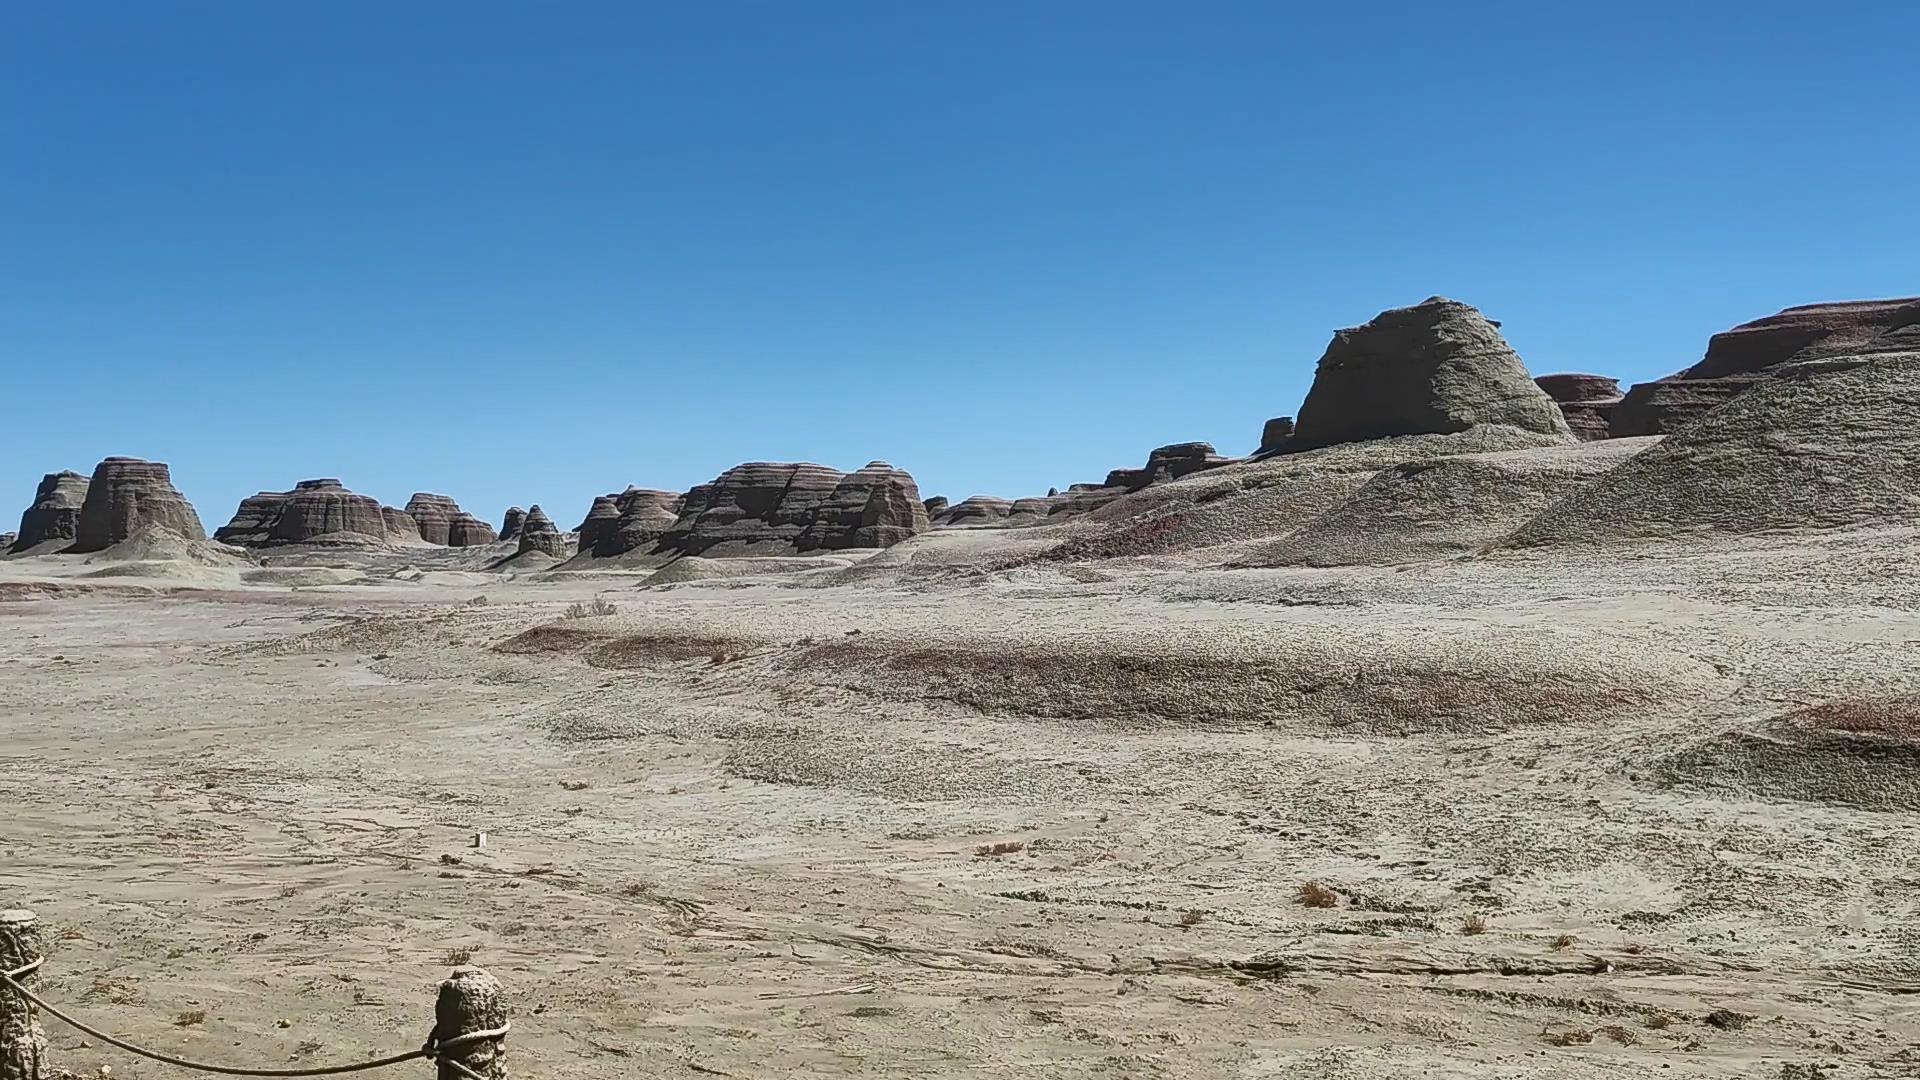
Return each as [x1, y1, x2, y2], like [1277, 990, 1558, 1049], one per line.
[3, 530, 1919, 1079]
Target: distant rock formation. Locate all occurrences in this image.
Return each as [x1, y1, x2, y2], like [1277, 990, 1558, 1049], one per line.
[795, 461, 930, 551]
[404, 493, 496, 546]
[659, 462, 846, 556]
[1257, 416, 1295, 456]
[1007, 496, 1060, 524]
[613, 489, 680, 554]
[1289, 297, 1572, 452]
[938, 496, 1013, 527]
[515, 505, 569, 558]
[923, 496, 949, 518]
[1534, 374, 1623, 441]
[11, 471, 89, 552]
[70, 457, 206, 553]
[1612, 298, 1920, 436]
[499, 506, 526, 542]
[0, 532, 14, 551]
[576, 495, 623, 556]
[381, 506, 419, 539]
[216, 479, 391, 545]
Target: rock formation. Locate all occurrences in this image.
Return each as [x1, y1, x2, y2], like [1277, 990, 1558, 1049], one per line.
[11, 471, 89, 552]
[1534, 374, 1622, 441]
[659, 462, 846, 556]
[612, 489, 680, 555]
[576, 496, 623, 556]
[0, 532, 14, 551]
[1007, 496, 1061, 524]
[923, 496, 949, 518]
[938, 496, 1013, 527]
[1288, 297, 1572, 452]
[216, 479, 391, 545]
[1612, 298, 1920, 436]
[795, 461, 930, 551]
[515, 505, 569, 559]
[382, 506, 419, 539]
[500, 507, 526, 542]
[1257, 416, 1295, 456]
[70, 457, 206, 553]
[405, 493, 496, 546]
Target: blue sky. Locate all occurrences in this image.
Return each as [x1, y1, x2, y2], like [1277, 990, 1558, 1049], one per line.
[4, 2, 1915, 531]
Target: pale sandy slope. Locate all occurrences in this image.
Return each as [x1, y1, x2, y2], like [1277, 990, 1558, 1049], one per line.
[2, 527, 1918, 1078]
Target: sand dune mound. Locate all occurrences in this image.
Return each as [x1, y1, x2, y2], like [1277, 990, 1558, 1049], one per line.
[1250, 438, 1657, 567]
[1508, 354, 1920, 546]
[84, 528, 254, 566]
[1657, 698, 1920, 811]
[643, 553, 863, 587]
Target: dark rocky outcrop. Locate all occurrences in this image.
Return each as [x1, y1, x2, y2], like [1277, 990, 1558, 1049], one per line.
[1612, 298, 1920, 436]
[0, 532, 14, 551]
[1289, 297, 1572, 452]
[1257, 416, 1295, 456]
[795, 461, 930, 551]
[659, 462, 845, 556]
[576, 496, 624, 556]
[923, 496, 949, 518]
[12, 471, 89, 552]
[70, 458, 206, 553]
[938, 496, 1014, 527]
[216, 479, 390, 545]
[612, 489, 681, 554]
[1008, 496, 1061, 524]
[1534, 373, 1623, 442]
[382, 506, 419, 539]
[515, 505, 569, 559]
[500, 507, 527, 543]
[405, 493, 495, 546]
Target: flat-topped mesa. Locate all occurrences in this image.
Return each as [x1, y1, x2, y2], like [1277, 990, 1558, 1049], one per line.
[612, 489, 681, 555]
[576, 496, 624, 557]
[11, 470, 89, 552]
[1007, 495, 1062, 524]
[515, 504, 569, 558]
[658, 462, 845, 556]
[70, 457, 206, 553]
[217, 478, 392, 545]
[1613, 298, 1920, 436]
[938, 495, 1013, 527]
[447, 513, 496, 546]
[1535, 373, 1624, 442]
[381, 505, 419, 539]
[499, 506, 527, 543]
[795, 461, 930, 552]
[1288, 297, 1573, 453]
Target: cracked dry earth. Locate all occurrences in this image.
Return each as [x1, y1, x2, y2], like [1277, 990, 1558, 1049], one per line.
[2, 539, 1919, 1079]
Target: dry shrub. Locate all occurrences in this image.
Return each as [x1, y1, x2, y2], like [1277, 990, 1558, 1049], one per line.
[1543, 1028, 1592, 1047]
[1646, 1013, 1673, 1030]
[441, 949, 472, 966]
[1177, 909, 1206, 927]
[559, 779, 589, 791]
[175, 1009, 207, 1027]
[563, 601, 589, 620]
[1550, 933, 1577, 949]
[1461, 913, 1490, 935]
[1296, 881, 1338, 909]
[974, 840, 1027, 858]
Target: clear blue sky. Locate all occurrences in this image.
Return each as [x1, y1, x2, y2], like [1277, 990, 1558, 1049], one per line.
[4, 2, 1915, 531]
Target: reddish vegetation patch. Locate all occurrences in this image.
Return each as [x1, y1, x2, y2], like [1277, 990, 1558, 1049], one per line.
[492, 624, 610, 654]
[1787, 697, 1920, 742]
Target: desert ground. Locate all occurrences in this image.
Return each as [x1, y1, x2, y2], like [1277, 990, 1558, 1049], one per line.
[4, 518, 1918, 1080]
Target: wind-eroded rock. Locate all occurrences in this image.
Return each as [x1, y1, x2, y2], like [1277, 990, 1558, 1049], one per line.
[11, 471, 89, 552]
[1612, 298, 1920, 436]
[613, 489, 680, 554]
[938, 496, 1013, 527]
[515, 505, 570, 558]
[1289, 297, 1572, 452]
[923, 496, 949, 518]
[576, 496, 623, 556]
[795, 461, 930, 551]
[500, 507, 526, 543]
[70, 457, 206, 553]
[660, 462, 846, 556]
[1535, 373, 1623, 441]
[216, 479, 391, 545]
[405, 493, 496, 546]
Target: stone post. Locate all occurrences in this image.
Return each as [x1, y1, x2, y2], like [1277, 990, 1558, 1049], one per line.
[434, 966, 506, 1080]
[0, 911, 47, 1080]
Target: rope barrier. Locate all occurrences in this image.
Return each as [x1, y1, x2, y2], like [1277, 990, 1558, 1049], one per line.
[0, 965, 505, 1079]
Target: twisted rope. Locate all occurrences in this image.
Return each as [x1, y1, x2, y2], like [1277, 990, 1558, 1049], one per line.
[1, 963, 504, 1079]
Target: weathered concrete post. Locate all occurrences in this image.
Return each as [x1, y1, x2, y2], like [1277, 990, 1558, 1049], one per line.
[0, 911, 47, 1080]
[434, 966, 506, 1080]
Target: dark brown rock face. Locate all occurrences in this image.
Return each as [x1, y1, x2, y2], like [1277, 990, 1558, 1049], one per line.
[923, 496, 949, 518]
[1612, 298, 1920, 436]
[1289, 297, 1572, 452]
[613, 489, 680, 554]
[500, 507, 527, 542]
[795, 461, 930, 551]
[1096, 442, 1234, 498]
[218, 479, 391, 545]
[404, 493, 495, 546]
[12, 471, 89, 551]
[1008, 496, 1061, 523]
[576, 496, 623, 556]
[659, 462, 845, 555]
[515, 505, 569, 559]
[382, 506, 419, 539]
[1258, 416, 1295, 455]
[1535, 374, 1623, 441]
[70, 457, 206, 552]
[938, 496, 1013, 527]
